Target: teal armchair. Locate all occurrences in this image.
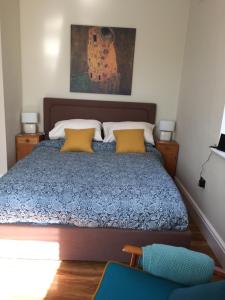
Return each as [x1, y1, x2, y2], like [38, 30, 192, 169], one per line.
[93, 245, 225, 300]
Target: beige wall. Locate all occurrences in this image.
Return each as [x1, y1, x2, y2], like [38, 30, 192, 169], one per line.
[20, 0, 190, 131]
[0, 0, 22, 167]
[176, 0, 225, 265]
[0, 25, 7, 175]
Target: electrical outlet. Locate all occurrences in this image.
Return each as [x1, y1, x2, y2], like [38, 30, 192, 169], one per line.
[198, 177, 206, 188]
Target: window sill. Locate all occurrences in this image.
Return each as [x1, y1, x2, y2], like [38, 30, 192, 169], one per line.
[211, 148, 225, 160]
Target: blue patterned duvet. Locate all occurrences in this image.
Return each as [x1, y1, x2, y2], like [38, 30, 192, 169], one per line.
[0, 140, 188, 230]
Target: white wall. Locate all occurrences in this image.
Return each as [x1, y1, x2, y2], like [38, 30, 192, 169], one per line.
[176, 0, 225, 264]
[0, 0, 22, 167]
[0, 26, 7, 176]
[20, 0, 190, 131]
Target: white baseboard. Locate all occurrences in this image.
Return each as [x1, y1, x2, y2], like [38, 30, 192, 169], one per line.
[0, 174, 4, 178]
[175, 176, 225, 268]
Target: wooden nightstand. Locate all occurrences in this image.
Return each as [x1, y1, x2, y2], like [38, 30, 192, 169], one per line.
[156, 140, 179, 178]
[16, 133, 44, 161]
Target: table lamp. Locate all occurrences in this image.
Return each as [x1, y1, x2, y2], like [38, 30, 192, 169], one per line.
[159, 120, 176, 141]
[217, 106, 225, 151]
[21, 112, 38, 134]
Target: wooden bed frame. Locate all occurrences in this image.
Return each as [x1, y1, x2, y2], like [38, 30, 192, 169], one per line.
[0, 98, 191, 261]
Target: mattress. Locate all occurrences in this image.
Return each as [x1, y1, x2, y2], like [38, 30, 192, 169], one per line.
[0, 140, 188, 230]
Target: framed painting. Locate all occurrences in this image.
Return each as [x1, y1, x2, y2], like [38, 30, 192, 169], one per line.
[70, 25, 136, 95]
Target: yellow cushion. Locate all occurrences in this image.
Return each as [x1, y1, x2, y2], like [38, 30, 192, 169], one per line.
[60, 128, 95, 153]
[113, 129, 146, 153]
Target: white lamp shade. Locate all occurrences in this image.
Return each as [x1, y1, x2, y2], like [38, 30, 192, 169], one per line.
[159, 120, 175, 132]
[21, 112, 38, 124]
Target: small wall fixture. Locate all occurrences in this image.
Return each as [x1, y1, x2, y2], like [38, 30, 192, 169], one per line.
[159, 120, 176, 141]
[21, 112, 38, 134]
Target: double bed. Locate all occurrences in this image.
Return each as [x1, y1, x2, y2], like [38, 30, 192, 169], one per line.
[0, 98, 191, 261]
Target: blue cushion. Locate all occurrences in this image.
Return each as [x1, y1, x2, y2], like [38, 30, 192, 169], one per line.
[169, 280, 225, 300]
[93, 262, 183, 300]
[142, 244, 214, 285]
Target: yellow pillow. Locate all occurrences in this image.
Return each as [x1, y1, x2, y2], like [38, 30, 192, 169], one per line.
[60, 128, 95, 153]
[113, 129, 146, 153]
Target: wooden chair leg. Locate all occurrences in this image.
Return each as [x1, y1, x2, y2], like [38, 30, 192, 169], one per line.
[130, 254, 138, 267]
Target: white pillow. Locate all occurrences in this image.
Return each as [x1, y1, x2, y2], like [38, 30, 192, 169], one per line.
[103, 121, 155, 145]
[49, 119, 103, 141]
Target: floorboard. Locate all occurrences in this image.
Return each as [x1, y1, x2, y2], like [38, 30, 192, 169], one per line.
[0, 218, 220, 300]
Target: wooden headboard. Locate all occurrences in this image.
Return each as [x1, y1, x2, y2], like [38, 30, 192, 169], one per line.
[44, 98, 156, 138]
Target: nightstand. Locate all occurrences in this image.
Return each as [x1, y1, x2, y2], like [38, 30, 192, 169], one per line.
[155, 140, 179, 178]
[16, 133, 44, 161]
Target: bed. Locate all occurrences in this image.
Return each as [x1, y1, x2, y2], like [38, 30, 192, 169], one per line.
[0, 98, 191, 261]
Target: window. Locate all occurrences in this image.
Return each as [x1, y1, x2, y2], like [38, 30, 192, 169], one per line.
[220, 105, 225, 134]
[211, 105, 225, 159]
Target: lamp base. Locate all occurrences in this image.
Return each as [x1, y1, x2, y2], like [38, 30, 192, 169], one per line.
[23, 123, 37, 134]
[159, 131, 172, 141]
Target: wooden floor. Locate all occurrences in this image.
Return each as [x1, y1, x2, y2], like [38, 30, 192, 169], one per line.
[0, 218, 220, 300]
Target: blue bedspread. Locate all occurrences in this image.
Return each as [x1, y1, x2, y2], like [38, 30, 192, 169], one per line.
[0, 140, 188, 230]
